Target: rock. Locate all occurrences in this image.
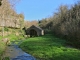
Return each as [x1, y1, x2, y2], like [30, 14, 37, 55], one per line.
[2, 38, 10, 45]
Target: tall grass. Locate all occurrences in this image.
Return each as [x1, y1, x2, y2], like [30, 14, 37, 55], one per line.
[20, 34, 80, 60]
[0, 36, 6, 60]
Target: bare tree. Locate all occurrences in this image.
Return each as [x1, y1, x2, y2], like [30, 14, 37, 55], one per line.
[0, 0, 2, 6]
[0, 0, 21, 36]
[0, 0, 12, 36]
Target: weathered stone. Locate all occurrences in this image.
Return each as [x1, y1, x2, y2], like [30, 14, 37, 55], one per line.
[26, 25, 44, 37]
[2, 38, 10, 45]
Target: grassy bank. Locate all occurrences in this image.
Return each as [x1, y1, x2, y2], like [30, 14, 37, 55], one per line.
[0, 36, 6, 60]
[0, 34, 24, 60]
[0, 41, 5, 55]
[20, 34, 80, 60]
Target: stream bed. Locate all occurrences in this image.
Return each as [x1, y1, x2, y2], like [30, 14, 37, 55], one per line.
[3, 41, 36, 60]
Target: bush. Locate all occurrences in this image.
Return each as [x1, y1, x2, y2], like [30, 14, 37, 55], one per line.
[4, 27, 9, 31]
[3, 57, 10, 60]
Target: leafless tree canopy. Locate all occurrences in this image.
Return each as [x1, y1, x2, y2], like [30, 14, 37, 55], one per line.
[0, 0, 24, 36]
[39, 1, 80, 48]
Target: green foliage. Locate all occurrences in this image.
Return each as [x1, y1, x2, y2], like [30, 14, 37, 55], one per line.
[4, 27, 9, 31]
[0, 29, 2, 32]
[0, 36, 2, 40]
[0, 36, 5, 54]
[0, 41, 5, 54]
[20, 34, 80, 60]
[39, 2, 80, 48]
[4, 34, 24, 42]
[3, 57, 10, 60]
[0, 32, 24, 59]
[0, 36, 6, 60]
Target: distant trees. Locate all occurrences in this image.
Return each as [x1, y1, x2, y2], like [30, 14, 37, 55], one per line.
[18, 13, 24, 30]
[39, 2, 80, 48]
[39, 18, 52, 33]
[24, 20, 38, 29]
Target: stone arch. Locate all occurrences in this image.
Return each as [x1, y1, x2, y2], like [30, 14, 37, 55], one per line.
[30, 29, 37, 37]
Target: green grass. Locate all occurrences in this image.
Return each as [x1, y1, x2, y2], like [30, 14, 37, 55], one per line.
[0, 28, 24, 60]
[0, 33, 24, 60]
[20, 34, 80, 60]
[0, 36, 6, 60]
[0, 40, 6, 54]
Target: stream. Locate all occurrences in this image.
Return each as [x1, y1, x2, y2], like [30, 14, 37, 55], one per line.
[3, 40, 36, 60]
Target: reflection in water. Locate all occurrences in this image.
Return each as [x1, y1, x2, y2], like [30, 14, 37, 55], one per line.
[3, 41, 36, 60]
[4, 45, 25, 58]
